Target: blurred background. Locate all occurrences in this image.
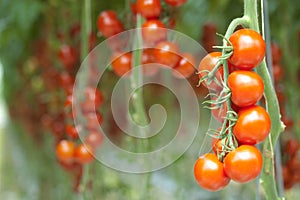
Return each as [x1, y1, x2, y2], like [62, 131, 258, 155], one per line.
[1, 0, 300, 199]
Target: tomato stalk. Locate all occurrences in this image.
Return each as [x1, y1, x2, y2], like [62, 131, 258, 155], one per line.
[243, 0, 284, 199]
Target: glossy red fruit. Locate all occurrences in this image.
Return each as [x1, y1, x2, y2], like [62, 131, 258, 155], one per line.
[65, 124, 81, 139]
[228, 70, 264, 107]
[136, 0, 161, 19]
[164, 0, 187, 7]
[172, 53, 196, 78]
[233, 105, 271, 145]
[74, 144, 94, 164]
[224, 145, 263, 183]
[142, 20, 167, 45]
[154, 41, 180, 68]
[85, 112, 103, 131]
[111, 52, 132, 77]
[81, 87, 104, 114]
[85, 132, 103, 149]
[58, 45, 77, 69]
[198, 52, 224, 91]
[229, 29, 266, 70]
[285, 139, 300, 157]
[272, 64, 283, 83]
[56, 140, 75, 163]
[97, 11, 124, 38]
[271, 43, 282, 65]
[194, 153, 230, 191]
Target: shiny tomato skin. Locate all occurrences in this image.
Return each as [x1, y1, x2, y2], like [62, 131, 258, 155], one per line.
[154, 41, 180, 68]
[56, 140, 75, 163]
[97, 11, 124, 38]
[172, 53, 196, 78]
[111, 52, 132, 77]
[233, 105, 271, 145]
[65, 124, 80, 139]
[142, 20, 167, 46]
[58, 45, 77, 69]
[164, 0, 187, 7]
[136, 0, 161, 19]
[194, 153, 230, 191]
[198, 52, 223, 91]
[74, 144, 94, 164]
[228, 70, 264, 107]
[229, 29, 266, 70]
[224, 145, 263, 183]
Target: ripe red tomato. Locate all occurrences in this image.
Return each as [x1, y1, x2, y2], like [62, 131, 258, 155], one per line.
[285, 139, 299, 157]
[136, 0, 161, 19]
[228, 70, 264, 107]
[65, 124, 80, 139]
[229, 29, 266, 70]
[271, 43, 282, 65]
[142, 48, 159, 76]
[142, 20, 167, 45]
[154, 41, 180, 68]
[81, 87, 104, 114]
[111, 52, 132, 77]
[272, 64, 283, 83]
[97, 11, 124, 38]
[198, 52, 223, 91]
[233, 105, 271, 145]
[74, 144, 94, 164]
[164, 0, 187, 7]
[172, 53, 196, 78]
[56, 140, 75, 163]
[224, 145, 263, 183]
[58, 45, 77, 69]
[85, 112, 103, 131]
[194, 153, 230, 191]
[85, 131, 103, 149]
[211, 138, 225, 155]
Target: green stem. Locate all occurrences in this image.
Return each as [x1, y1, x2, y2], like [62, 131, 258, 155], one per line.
[243, 0, 284, 199]
[81, 0, 91, 60]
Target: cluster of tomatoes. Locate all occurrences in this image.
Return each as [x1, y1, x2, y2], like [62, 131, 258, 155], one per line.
[97, 0, 197, 79]
[194, 28, 270, 191]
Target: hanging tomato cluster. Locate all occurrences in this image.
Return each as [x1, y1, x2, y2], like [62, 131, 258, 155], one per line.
[194, 28, 270, 191]
[96, 0, 197, 79]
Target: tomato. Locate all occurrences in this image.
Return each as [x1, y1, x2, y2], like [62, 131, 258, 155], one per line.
[142, 48, 159, 76]
[194, 153, 230, 191]
[85, 112, 103, 131]
[97, 11, 124, 38]
[272, 64, 283, 83]
[211, 101, 227, 123]
[285, 139, 300, 157]
[287, 156, 300, 172]
[56, 140, 75, 163]
[164, 0, 187, 7]
[271, 43, 282, 65]
[154, 41, 180, 68]
[233, 105, 271, 145]
[85, 131, 103, 149]
[111, 52, 132, 77]
[211, 138, 225, 155]
[65, 124, 81, 139]
[58, 45, 77, 69]
[81, 87, 104, 114]
[142, 20, 167, 46]
[74, 144, 94, 164]
[224, 145, 262, 183]
[59, 72, 74, 94]
[136, 0, 161, 19]
[172, 53, 196, 78]
[228, 70, 264, 107]
[229, 29, 266, 70]
[198, 52, 223, 91]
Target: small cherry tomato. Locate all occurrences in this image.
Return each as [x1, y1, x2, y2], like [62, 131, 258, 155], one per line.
[85, 131, 103, 149]
[194, 153, 230, 191]
[233, 105, 271, 145]
[198, 52, 223, 91]
[272, 64, 283, 83]
[285, 139, 300, 157]
[81, 87, 104, 114]
[154, 41, 180, 68]
[74, 144, 94, 164]
[56, 140, 75, 163]
[142, 20, 167, 46]
[224, 145, 263, 183]
[271, 42, 282, 65]
[111, 52, 132, 77]
[85, 112, 103, 131]
[136, 0, 161, 19]
[172, 53, 196, 78]
[164, 0, 187, 7]
[58, 45, 77, 69]
[228, 70, 264, 107]
[229, 29, 266, 70]
[97, 11, 124, 38]
[65, 124, 81, 139]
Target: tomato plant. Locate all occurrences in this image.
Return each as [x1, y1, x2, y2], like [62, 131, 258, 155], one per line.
[142, 19, 167, 45]
[154, 41, 180, 68]
[97, 10, 124, 38]
[164, 0, 187, 7]
[172, 53, 196, 78]
[74, 144, 94, 164]
[136, 0, 161, 19]
[111, 52, 132, 77]
[56, 140, 75, 163]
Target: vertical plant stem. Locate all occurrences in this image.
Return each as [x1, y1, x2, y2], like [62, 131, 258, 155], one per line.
[243, 0, 284, 199]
